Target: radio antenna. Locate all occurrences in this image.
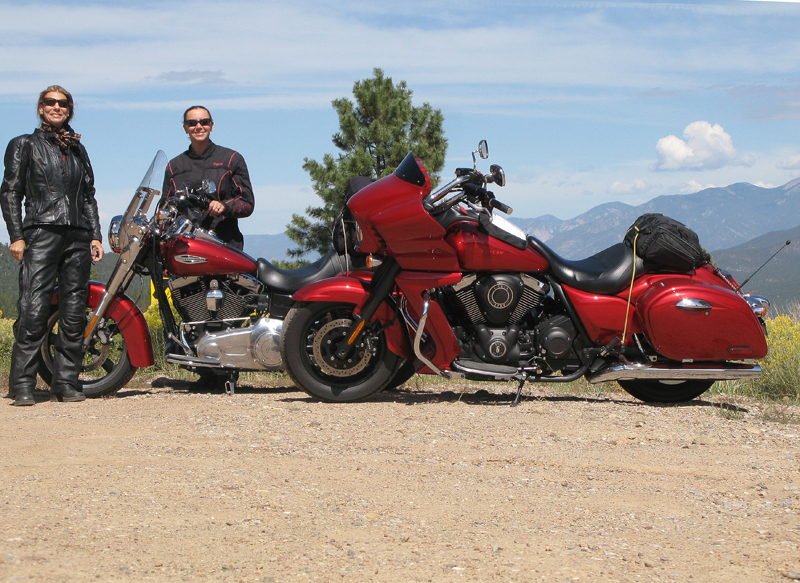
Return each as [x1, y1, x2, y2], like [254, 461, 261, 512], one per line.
[736, 240, 791, 292]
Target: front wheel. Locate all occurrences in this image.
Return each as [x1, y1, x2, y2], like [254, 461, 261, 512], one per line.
[38, 308, 138, 398]
[618, 379, 714, 403]
[280, 302, 401, 402]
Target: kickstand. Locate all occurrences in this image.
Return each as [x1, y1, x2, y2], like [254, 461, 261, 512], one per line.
[511, 377, 526, 407]
[224, 374, 236, 396]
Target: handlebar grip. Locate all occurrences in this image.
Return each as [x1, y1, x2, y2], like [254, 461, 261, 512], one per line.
[490, 199, 513, 214]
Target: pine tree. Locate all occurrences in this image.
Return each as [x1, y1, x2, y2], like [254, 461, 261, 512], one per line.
[285, 68, 447, 260]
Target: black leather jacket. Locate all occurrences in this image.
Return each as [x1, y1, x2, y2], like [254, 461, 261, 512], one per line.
[0, 128, 102, 243]
[162, 142, 254, 248]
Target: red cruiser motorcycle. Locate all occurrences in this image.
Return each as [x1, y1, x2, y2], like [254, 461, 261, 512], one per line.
[280, 141, 770, 403]
[37, 151, 353, 397]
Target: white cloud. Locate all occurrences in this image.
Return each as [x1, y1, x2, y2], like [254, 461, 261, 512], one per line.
[776, 154, 800, 170]
[607, 179, 651, 195]
[680, 180, 717, 194]
[650, 121, 755, 172]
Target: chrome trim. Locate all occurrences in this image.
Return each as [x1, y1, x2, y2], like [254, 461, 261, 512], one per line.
[745, 294, 770, 318]
[588, 363, 761, 384]
[451, 361, 518, 380]
[404, 292, 455, 379]
[175, 254, 208, 265]
[676, 298, 712, 310]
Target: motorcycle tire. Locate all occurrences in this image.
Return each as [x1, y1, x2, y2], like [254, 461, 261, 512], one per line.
[38, 307, 137, 398]
[385, 359, 417, 390]
[280, 301, 401, 402]
[617, 379, 714, 403]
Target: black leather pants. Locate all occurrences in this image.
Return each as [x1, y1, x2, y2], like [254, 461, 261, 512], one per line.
[9, 226, 92, 396]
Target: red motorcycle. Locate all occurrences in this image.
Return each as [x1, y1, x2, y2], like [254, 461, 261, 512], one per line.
[36, 151, 354, 397]
[280, 141, 770, 403]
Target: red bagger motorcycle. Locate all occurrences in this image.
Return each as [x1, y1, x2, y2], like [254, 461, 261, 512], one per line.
[280, 141, 770, 403]
[36, 151, 354, 397]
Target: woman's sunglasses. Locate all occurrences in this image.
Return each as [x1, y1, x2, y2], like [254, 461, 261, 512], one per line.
[42, 98, 69, 108]
[184, 118, 213, 128]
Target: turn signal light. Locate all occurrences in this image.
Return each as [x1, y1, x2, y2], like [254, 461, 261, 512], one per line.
[366, 255, 383, 268]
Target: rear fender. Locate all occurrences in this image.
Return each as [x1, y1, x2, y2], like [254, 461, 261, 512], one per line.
[51, 281, 155, 367]
[292, 277, 412, 359]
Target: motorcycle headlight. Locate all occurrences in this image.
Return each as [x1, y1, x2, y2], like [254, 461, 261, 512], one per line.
[108, 215, 123, 253]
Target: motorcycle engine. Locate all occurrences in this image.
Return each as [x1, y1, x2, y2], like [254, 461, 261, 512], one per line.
[169, 274, 261, 323]
[443, 273, 548, 365]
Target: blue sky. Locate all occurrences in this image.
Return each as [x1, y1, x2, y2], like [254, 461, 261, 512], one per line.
[2, 0, 800, 242]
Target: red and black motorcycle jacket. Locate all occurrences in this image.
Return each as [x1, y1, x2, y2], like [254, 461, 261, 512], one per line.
[0, 128, 102, 243]
[162, 141, 255, 249]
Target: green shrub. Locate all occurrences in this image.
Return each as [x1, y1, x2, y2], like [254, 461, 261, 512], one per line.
[753, 305, 800, 402]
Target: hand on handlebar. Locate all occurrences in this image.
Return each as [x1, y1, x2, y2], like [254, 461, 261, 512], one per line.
[208, 200, 226, 217]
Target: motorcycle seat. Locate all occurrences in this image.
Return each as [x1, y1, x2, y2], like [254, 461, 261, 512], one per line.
[527, 238, 651, 295]
[257, 249, 351, 294]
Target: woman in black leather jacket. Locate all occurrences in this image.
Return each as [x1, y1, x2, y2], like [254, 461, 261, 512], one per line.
[0, 86, 104, 406]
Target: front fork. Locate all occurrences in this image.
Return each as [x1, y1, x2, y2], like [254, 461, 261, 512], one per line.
[82, 237, 144, 351]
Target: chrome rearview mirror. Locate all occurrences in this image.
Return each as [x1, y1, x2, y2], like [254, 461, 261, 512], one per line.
[472, 140, 489, 168]
[490, 164, 506, 187]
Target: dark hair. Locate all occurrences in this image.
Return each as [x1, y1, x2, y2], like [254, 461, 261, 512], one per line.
[38, 85, 74, 124]
[183, 105, 213, 123]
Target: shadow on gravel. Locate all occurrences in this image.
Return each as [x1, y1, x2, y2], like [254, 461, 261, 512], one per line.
[278, 387, 749, 413]
[134, 376, 302, 396]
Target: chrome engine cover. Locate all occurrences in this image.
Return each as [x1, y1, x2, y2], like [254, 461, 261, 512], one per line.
[195, 317, 283, 370]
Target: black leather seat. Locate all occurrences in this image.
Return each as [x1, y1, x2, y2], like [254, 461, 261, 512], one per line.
[527, 238, 652, 295]
[257, 250, 354, 294]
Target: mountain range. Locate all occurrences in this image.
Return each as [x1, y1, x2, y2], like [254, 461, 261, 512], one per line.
[507, 178, 800, 259]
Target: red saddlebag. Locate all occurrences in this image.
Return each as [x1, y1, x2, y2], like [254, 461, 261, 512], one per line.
[624, 213, 709, 272]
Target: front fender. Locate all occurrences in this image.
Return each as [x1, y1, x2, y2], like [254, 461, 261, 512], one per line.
[292, 277, 412, 359]
[52, 281, 155, 368]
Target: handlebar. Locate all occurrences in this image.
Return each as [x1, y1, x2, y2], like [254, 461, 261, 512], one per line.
[489, 198, 513, 214]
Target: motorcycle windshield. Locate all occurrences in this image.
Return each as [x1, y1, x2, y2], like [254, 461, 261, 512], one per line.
[140, 150, 168, 192]
[120, 151, 168, 226]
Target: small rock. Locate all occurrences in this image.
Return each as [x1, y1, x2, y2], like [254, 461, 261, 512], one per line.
[785, 571, 800, 580]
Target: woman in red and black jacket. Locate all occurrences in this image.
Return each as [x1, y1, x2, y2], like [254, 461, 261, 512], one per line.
[162, 105, 255, 250]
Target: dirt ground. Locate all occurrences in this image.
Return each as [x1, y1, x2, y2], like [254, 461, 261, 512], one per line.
[1, 374, 799, 583]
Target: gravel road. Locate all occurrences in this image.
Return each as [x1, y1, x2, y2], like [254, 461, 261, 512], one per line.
[1, 375, 799, 583]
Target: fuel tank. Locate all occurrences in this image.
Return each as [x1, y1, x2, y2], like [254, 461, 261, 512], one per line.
[445, 223, 549, 273]
[163, 233, 258, 277]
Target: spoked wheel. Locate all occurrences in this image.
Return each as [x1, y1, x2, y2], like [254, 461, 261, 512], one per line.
[280, 302, 401, 402]
[38, 308, 137, 398]
[618, 379, 714, 403]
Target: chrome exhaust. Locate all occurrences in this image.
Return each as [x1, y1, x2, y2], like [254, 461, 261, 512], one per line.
[588, 362, 761, 384]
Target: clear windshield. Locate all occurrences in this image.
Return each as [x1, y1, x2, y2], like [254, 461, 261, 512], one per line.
[119, 151, 168, 226]
[140, 150, 168, 192]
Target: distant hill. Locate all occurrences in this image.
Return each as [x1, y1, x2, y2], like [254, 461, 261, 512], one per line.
[710, 225, 800, 312]
[509, 178, 800, 259]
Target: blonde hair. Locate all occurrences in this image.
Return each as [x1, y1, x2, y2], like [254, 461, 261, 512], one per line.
[38, 85, 74, 124]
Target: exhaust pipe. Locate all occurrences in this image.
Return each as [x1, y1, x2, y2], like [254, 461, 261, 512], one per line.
[588, 362, 761, 384]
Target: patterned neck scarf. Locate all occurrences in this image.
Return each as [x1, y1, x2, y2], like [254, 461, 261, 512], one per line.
[40, 123, 81, 151]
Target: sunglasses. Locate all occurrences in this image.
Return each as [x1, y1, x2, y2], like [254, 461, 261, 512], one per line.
[184, 118, 213, 128]
[42, 98, 69, 108]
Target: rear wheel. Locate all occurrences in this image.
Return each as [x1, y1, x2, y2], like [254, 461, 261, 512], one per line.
[618, 379, 714, 403]
[280, 302, 401, 402]
[38, 308, 137, 398]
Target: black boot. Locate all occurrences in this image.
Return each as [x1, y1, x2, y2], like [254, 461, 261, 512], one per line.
[50, 387, 86, 402]
[12, 387, 35, 406]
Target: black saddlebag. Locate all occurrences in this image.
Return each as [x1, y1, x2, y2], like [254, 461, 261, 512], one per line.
[624, 213, 709, 272]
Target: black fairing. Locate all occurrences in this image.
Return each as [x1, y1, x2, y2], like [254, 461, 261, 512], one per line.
[395, 152, 427, 187]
